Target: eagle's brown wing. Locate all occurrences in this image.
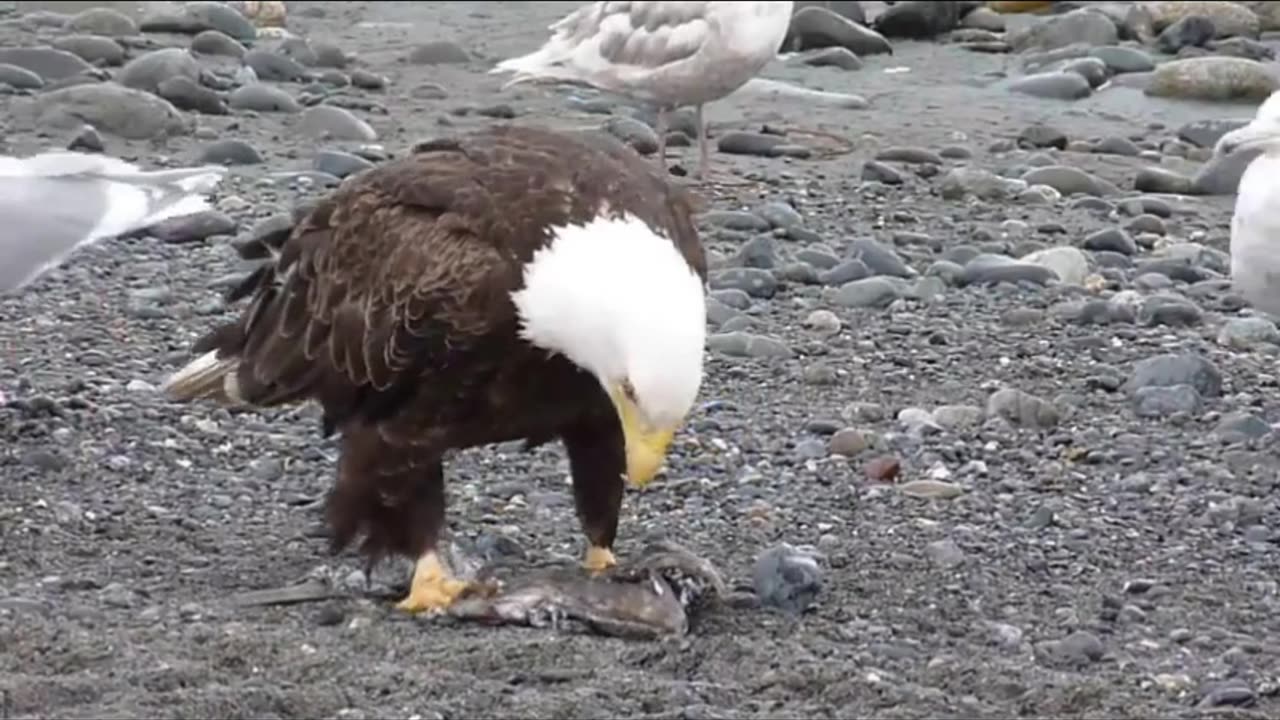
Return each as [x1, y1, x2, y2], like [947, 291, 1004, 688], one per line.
[187, 124, 703, 434]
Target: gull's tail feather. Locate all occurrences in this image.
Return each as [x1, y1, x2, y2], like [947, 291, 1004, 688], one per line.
[490, 27, 596, 91]
[162, 349, 243, 404]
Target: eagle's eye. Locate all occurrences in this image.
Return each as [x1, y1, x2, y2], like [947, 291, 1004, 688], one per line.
[621, 379, 638, 403]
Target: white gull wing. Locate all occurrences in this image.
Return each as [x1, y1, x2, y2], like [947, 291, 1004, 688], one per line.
[1229, 153, 1280, 318]
[0, 152, 228, 295]
[491, 1, 794, 106]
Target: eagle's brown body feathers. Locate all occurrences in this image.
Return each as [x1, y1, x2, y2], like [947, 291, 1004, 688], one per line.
[168, 125, 706, 575]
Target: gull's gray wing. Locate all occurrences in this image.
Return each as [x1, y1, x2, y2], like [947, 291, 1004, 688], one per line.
[0, 154, 228, 294]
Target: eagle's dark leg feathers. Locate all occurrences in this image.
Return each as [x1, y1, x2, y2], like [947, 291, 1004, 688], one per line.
[560, 414, 626, 575]
[326, 431, 470, 613]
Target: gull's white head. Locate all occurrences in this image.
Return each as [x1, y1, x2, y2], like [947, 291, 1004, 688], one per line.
[1215, 91, 1280, 157]
[510, 212, 707, 488]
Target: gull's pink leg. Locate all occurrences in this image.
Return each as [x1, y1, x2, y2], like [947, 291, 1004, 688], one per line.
[695, 103, 710, 181]
[654, 106, 668, 174]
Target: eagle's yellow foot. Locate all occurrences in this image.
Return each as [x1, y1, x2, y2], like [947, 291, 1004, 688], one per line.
[583, 545, 618, 576]
[395, 551, 471, 614]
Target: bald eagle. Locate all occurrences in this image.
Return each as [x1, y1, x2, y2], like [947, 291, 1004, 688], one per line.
[162, 125, 709, 614]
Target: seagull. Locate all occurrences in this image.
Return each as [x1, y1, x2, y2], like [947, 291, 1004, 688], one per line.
[1214, 91, 1280, 319]
[0, 151, 227, 406]
[0, 151, 228, 295]
[490, 1, 796, 182]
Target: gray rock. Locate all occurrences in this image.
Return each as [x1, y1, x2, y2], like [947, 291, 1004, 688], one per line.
[1022, 246, 1090, 284]
[706, 332, 794, 359]
[14, 81, 188, 139]
[874, 0, 961, 39]
[0, 47, 94, 81]
[796, 46, 863, 71]
[702, 210, 770, 232]
[1060, 56, 1109, 88]
[1011, 9, 1118, 53]
[1208, 36, 1274, 62]
[117, 48, 202, 94]
[1178, 118, 1249, 149]
[1021, 165, 1119, 196]
[145, 210, 236, 243]
[52, 35, 126, 66]
[603, 116, 659, 155]
[785, 6, 894, 56]
[314, 150, 374, 179]
[1089, 45, 1154, 73]
[1083, 227, 1137, 255]
[1157, 15, 1216, 53]
[1213, 412, 1273, 444]
[939, 167, 1027, 200]
[1091, 136, 1140, 157]
[1125, 352, 1223, 398]
[67, 6, 137, 36]
[875, 146, 944, 165]
[803, 309, 842, 336]
[407, 40, 470, 64]
[299, 105, 377, 141]
[227, 83, 300, 112]
[731, 235, 781, 270]
[925, 538, 966, 569]
[1037, 630, 1105, 667]
[932, 404, 985, 431]
[819, 259, 871, 286]
[862, 160, 904, 184]
[850, 237, 914, 278]
[986, 388, 1060, 429]
[158, 76, 226, 115]
[1145, 56, 1277, 101]
[756, 202, 803, 230]
[1018, 122, 1070, 149]
[833, 277, 902, 308]
[1138, 294, 1203, 327]
[1009, 71, 1092, 100]
[1218, 316, 1280, 348]
[0, 63, 43, 90]
[243, 48, 310, 82]
[350, 69, 387, 91]
[1134, 167, 1194, 194]
[199, 138, 263, 165]
[1133, 385, 1203, 418]
[140, 1, 257, 41]
[960, 254, 1057, 287]
[191, 29, 247, 59]
[709, 268, 777, 298]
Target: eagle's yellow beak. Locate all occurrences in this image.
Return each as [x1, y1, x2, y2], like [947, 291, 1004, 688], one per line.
[610, 384, 676, 489]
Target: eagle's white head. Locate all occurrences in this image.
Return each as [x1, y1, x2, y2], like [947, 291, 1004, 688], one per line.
[510, 212, 706, 488]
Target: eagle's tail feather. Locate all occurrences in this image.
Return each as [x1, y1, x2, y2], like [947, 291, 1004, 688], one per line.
[162, 349, 242, 404]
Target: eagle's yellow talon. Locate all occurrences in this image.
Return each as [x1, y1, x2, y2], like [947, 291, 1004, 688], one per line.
[583, 545, 617, 576]
[396, 551, 470, 613]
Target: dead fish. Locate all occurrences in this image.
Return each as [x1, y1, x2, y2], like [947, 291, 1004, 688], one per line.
[446, 539, 726, 640]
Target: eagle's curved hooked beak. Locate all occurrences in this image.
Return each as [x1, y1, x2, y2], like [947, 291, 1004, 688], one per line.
[609, 384, 676, 489]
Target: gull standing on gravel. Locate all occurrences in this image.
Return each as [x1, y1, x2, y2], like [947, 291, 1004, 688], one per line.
[490, 1, 796, 182]
[1214, 90, 1280, 318]
[0, 151, 227, 406]
[0, 151, 228, 295]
